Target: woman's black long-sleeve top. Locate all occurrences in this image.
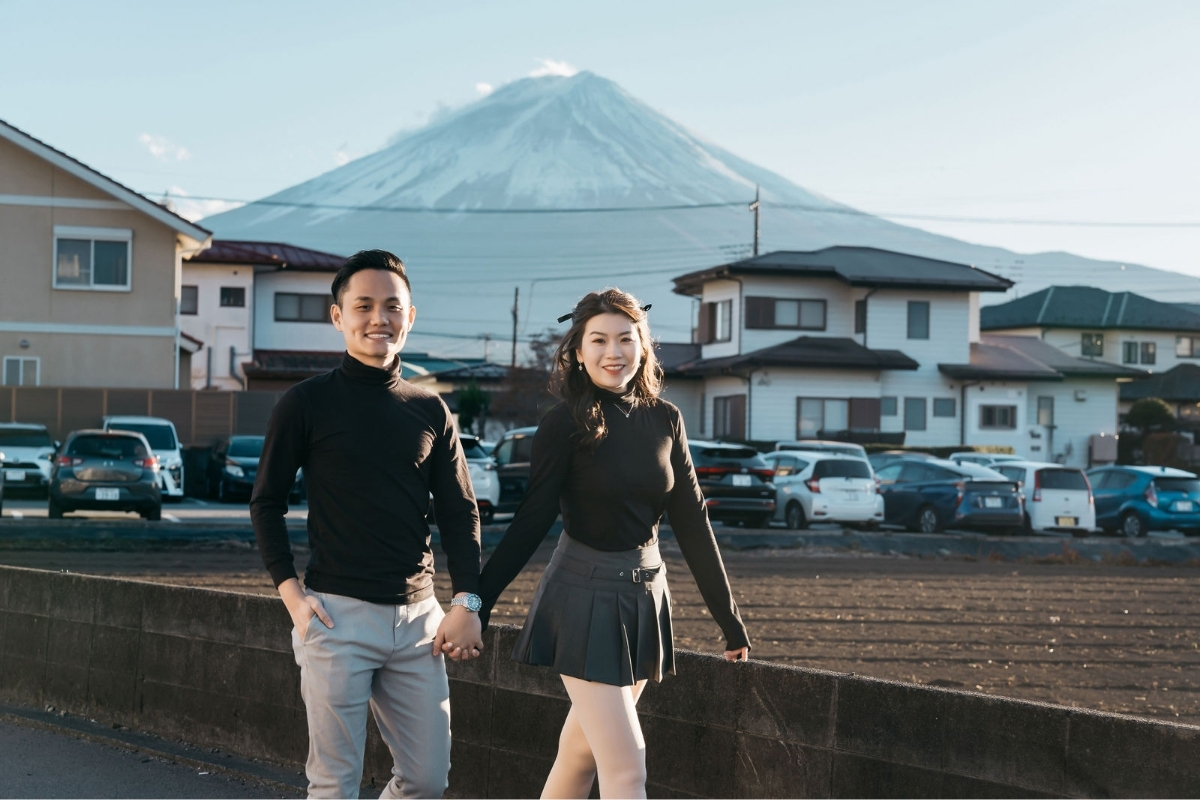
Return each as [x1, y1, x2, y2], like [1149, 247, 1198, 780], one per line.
[478, 392, 750, 652]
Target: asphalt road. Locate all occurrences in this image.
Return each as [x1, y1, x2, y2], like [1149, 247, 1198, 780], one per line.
[0, 718, 300, 799]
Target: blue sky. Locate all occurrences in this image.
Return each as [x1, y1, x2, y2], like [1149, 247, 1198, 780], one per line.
[2, 0, 1198, 273]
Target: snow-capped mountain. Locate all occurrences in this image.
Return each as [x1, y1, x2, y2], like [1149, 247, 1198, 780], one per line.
[204, 71, 1200, 358]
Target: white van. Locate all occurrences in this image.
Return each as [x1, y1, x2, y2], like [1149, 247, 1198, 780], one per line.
[102, 416, 185, 501]
[992, 461, 1095, 535]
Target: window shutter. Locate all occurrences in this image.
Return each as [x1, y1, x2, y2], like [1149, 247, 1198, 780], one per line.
[697, 302, 714, 344]
[729, 394, 747, 439]
[744, 296, 774, 329]
[849, 398, 881, 431]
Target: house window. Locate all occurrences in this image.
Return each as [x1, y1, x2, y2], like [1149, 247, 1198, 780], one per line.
[744, 297, 825, 331]
[1122, 342, 1139, 364]
[180, 285, 199, 315]
[797, 398, 850, 438]
[1176, 336, 1198, 358]
[714, 300, 732, 342]
[1081, 333, 1104, 357]
[53, 226, 132, 291]
[980, 404, 1018, 430]
[904, 397, 926, 431]
[220, 287, 246, 308]
[854, 299, 867, 334]
[1141, 342, 1156, 365]
[933, 398, 957, 418]
[713, 394, 746, 439]
[907, 302, 930, 340]
[275, 293, 332, 323]
[880, 396, 898, 417]
[1037, 396, 1054, 427]
[2, 356, 39, 386]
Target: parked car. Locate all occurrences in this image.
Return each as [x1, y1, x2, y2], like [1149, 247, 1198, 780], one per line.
[992, 461, 1095, 535]
[1086, 465, 1200, 537]
[460, 434, 498, 523]
[689, 440, 776, 527]
[206, 435, 304, 503]
[761, 451, 883, 530]
[49, 429, 162, 520]
[492, 426, 538, 514]
[868, 450, 936, 472]
[102, 416, 185, 502]
[949, 452, 1024, 468]
[774, 440, 869, 462]
[0, 422, 56, 497]
[873, 458, 1022, 534]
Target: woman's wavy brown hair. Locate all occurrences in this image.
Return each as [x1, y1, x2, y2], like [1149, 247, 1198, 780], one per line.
[550, 288, 663, 449]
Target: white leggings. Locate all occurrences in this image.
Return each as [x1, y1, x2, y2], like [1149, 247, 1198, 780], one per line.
[541, 676, 649, 800]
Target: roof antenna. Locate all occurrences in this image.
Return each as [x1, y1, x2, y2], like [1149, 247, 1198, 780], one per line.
[749, 185, 761, 257]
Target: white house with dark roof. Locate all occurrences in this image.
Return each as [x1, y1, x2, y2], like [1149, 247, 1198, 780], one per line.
[980, 286, 1200, 373]
[0, 118, 212, 389]
[662, 247, 1142, 466]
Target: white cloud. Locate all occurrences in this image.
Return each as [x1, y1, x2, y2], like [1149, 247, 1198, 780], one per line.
[475, 82, 494, 96]
[138, 133, 190, 162]
[161, 186, 243, 222]
[528, 59, 578, 78]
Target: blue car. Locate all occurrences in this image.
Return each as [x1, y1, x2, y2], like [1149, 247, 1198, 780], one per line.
[1086, 466, 1200, 537]
[874, 458, 1023, 534]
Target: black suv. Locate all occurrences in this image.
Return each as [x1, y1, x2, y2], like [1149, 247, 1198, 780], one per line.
[492, 426, 538, 514]
[688, 441, 776, 527]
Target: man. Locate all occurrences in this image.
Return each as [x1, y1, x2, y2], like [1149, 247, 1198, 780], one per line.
[251, 249, 484, 799]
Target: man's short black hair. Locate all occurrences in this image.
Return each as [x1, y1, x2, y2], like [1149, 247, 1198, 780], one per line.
[331, 249, 412, 306]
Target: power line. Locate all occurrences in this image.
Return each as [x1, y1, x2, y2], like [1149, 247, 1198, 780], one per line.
[157, 190, 1200, 228]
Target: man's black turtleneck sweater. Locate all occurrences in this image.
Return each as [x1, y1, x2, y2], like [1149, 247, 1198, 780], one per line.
[251, 353, 481, 604]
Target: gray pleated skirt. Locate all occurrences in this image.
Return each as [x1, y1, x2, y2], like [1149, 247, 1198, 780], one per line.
[511, 533, 675, 687]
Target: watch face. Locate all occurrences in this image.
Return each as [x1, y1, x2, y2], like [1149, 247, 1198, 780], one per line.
[465, 593, 482, 612]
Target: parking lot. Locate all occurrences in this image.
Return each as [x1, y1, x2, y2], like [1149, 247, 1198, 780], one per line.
[0, 496, 307, 524]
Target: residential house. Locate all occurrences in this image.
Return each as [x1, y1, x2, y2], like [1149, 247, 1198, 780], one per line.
[0, 119, 211, 388]
[980, 286, 1200, 374]
[664, 248, 1141, 467]
[182, 240, 344, 390]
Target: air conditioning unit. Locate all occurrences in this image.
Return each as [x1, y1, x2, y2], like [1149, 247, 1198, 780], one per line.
[1074, 389, 1088, 401]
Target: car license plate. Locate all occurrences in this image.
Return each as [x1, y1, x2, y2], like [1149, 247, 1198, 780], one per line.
[984, 496, 1003, 508]
[1174, 500, 1194, 512]
[843, 492, 861, 502]
[732, 475, 751, 487]
[4, 469, 25, 481]
[95, 487, 119, 501]
[1055, 516, 1077, 527]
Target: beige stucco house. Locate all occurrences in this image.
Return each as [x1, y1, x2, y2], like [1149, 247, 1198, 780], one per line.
[0, 119, 211, 389]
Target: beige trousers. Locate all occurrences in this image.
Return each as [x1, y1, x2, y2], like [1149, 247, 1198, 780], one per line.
[541, 676, 650, 800]
[292, 591, 450, 799]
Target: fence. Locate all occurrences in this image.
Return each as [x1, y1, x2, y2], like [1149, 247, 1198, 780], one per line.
[0, 387, 283, 447]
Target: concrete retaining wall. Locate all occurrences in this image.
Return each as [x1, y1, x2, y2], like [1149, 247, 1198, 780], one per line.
[1, 564, 1197, 798]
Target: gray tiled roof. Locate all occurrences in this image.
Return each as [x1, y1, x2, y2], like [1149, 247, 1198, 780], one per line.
[675, 336, 918, 375]
[980, 286, 1200, 332]
[673, 246, 1013, 297]
[938, 335, 1146, 382]
[1120, 363, 1200, 402]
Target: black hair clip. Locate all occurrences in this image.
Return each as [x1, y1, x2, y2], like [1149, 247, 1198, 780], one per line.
[557, 304, 651, 324]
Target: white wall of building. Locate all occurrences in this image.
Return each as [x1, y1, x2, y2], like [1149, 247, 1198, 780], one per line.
[180, 262, 253, 390]
[1025, 379, 1120, 469]
[253, 271, 343, 352]
[661, 377, 704, 436]
[1021, 328, 1188, 373]
[746, 368, 882, 442]
[698, 279, 741, 360]
[736, 275, 858, 354]
[962, 381, 1029, 455]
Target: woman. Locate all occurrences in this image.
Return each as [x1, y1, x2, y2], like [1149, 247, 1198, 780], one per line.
[477, 288, 751, 799]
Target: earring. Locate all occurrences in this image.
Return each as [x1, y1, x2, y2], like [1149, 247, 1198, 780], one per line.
[578, 363, 584, 371]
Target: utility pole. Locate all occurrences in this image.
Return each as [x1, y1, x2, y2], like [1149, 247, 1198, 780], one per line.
[482, 333, 491, 362]
[510, 287, 519, 367]
[749, 184, 761, 257]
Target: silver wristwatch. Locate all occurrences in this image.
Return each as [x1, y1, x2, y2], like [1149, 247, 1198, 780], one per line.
[451, 593, 482, 612]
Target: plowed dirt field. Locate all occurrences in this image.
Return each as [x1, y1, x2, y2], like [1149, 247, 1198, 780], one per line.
[5, 540, 1197, 725]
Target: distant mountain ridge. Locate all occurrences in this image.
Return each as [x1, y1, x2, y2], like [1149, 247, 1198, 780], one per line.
[204, 72, 1200, 357]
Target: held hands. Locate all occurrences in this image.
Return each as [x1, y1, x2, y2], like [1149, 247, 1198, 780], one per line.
[724, 647, 750, 662]
[433, 597, 484, 661]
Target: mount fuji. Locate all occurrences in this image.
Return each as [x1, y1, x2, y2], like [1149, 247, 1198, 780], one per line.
[203, 71, 1200, 358]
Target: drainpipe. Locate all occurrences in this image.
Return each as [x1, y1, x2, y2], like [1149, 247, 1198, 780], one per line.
[860, 288, 878, 348]
[205, 347, 213, 389]
[229, 346, 246, 390]
[745, 369, 754, 442]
